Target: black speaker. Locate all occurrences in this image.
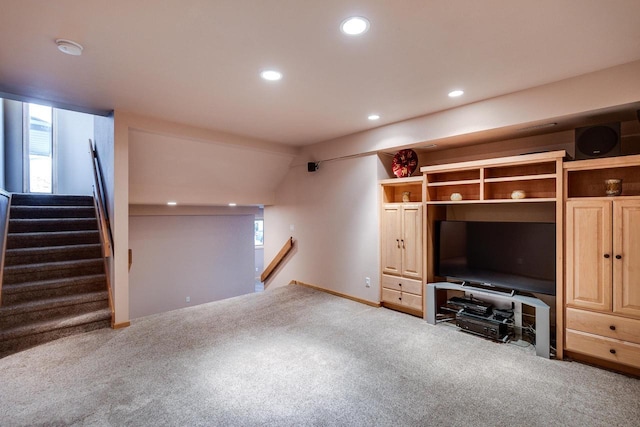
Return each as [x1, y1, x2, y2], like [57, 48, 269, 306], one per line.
[575, 122, 621, 160]
[307, 162, 318, 172]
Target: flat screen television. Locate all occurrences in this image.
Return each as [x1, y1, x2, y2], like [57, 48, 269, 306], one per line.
[435, 220, 556, 295]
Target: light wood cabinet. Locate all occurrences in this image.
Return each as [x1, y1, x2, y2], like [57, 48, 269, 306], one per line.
[421, 150, 565, 358]
[564, 155, 640, 372]
[565, 200, 613, 311]
[381, 204, 423, 279]
[379, 177, 425, 316]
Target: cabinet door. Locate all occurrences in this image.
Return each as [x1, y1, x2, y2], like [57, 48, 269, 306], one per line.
[613, 200, 640, 318]
[566, 200, 612, 311]
[381, 204, 402, 275]
[401, 204, 423, 279]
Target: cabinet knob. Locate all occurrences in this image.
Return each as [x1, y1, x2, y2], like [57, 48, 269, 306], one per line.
[609, 349, 616, 355]
[396, 239, 400, 248]
[604, 254, 610, 259]
[615, 254, 622, 260]
[609, 325, 616, 331]
[401, 239, 405, 248]
[398, 283, 402, 287]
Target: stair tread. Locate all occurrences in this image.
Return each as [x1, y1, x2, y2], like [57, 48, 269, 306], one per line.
[0, 308, 111, 341]
[2, 274, 107, 294]
[4, 258, 103, 271]
[8, 230, 99, 237]
[6, 243, 102, 254]
[0, 291, 109, 317]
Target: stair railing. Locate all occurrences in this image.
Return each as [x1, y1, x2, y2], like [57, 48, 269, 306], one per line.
[88, 139, 113, 257]
[0, 190, 11, 305]
[260, 237, 294, 285]
[89, 139, 115, 325]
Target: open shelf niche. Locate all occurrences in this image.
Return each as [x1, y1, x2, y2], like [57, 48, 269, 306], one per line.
[420, 150, 566, 358]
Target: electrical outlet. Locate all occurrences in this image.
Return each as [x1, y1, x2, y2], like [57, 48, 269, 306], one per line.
[365, 277, 371, 287]
[186, 296, 190, 303]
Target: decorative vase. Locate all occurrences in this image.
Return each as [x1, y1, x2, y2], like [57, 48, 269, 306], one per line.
[605, 179, 622, 196]
[402, 192, 411, 202]
[450, 192, 463, 201]
[511, 190, 526, 199]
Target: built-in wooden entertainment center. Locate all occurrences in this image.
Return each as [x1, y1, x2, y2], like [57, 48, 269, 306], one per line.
[379, 149, 640, 373]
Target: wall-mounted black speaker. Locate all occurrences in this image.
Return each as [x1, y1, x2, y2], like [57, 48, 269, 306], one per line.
[575, 122, 621, 160]
[307, 162, 319, 172]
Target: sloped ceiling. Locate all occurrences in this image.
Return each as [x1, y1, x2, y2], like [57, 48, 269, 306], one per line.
[1, 1, 640, 146]
[128, 129, 295, 206]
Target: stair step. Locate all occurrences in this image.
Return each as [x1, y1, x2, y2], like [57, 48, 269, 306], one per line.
[0, 291, 109, 329]
[0, 309, 111, 358]
[4, 244, 103, 266]
[1, 274, 107, 305]
[10, 194, 94, 207]
[3, 259, 105, 285]
[9, 218, 99, 233]
[9, 205, 96, 219]
[6, 230, 100, 249]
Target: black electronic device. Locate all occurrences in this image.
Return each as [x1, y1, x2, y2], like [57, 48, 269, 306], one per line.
[435, 221, 556, 296]
[307, 162, 319, 172]
[574, 122, 621, 160]
[455, 312, 511, 341]
[447, 296, 493, 317]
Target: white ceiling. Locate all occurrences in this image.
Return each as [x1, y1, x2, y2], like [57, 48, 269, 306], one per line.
[2, 1, 640, 147]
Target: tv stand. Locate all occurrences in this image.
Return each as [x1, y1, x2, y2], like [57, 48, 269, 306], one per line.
[425, 282, 551, 358]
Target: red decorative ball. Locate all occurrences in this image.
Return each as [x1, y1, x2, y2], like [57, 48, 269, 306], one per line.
[392, 149, 418, 178]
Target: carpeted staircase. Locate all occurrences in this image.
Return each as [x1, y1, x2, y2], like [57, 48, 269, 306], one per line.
[0, 194, 111, 358]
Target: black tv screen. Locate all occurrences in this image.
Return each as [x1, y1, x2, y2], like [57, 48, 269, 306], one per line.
[435, 221, 556, 295]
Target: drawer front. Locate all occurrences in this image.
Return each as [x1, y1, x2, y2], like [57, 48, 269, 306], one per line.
[381, 274, 422, 295]
[566, 329, 640, 369]
[381, 287, 402, 305]
[400, 292, 423, 312]
[566, 308, 640, 344]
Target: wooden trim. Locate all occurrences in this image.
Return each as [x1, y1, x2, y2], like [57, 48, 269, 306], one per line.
[112, 321, 131, 329]
[421, 150, 567, 173]
[381, 301, 423, 318]
[564, 350, 640, 378]
[563, 153, 640, 171]
[292, 280, 381, 308]
[555, 156, 564, 359]
[378, 176, 425, 186]
[260, 237, 294, 283]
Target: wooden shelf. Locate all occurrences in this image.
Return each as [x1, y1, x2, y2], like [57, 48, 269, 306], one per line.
[564, 155, 640, 199]
[422, 151, 565, 204]
[380, 176, 424, 203]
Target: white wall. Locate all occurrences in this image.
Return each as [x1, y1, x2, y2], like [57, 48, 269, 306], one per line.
[264, 154, 387, 302]
[56, 109, 94, 195]
[129, 214, 255, 319]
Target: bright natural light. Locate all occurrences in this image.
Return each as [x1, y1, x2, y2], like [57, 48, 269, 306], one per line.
[26, 103, 53, 193]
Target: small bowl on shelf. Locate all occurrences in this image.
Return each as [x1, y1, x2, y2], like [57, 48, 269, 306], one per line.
[511, 190, 526, 199]
[450, 192, 463, 201]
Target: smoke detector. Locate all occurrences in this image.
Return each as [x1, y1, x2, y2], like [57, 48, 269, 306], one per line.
[56, 39, 83, 56]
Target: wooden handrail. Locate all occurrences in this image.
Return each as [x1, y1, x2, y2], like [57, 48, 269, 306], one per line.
[260, 237, 294, 283]
[89, 139, 113, 257]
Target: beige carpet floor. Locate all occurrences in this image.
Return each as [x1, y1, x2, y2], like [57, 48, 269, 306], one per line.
[1, 284, 639, 426]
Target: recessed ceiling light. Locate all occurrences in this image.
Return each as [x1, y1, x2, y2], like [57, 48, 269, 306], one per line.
[260, 70, 283, 81]
[228, 203, 237, 207]
[167, 201, 177, 206]
[448, 89, 464, 98]
[368, 114, 380, 121]
[340, 17, 370, 35]
[55, 39, 83, 56]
